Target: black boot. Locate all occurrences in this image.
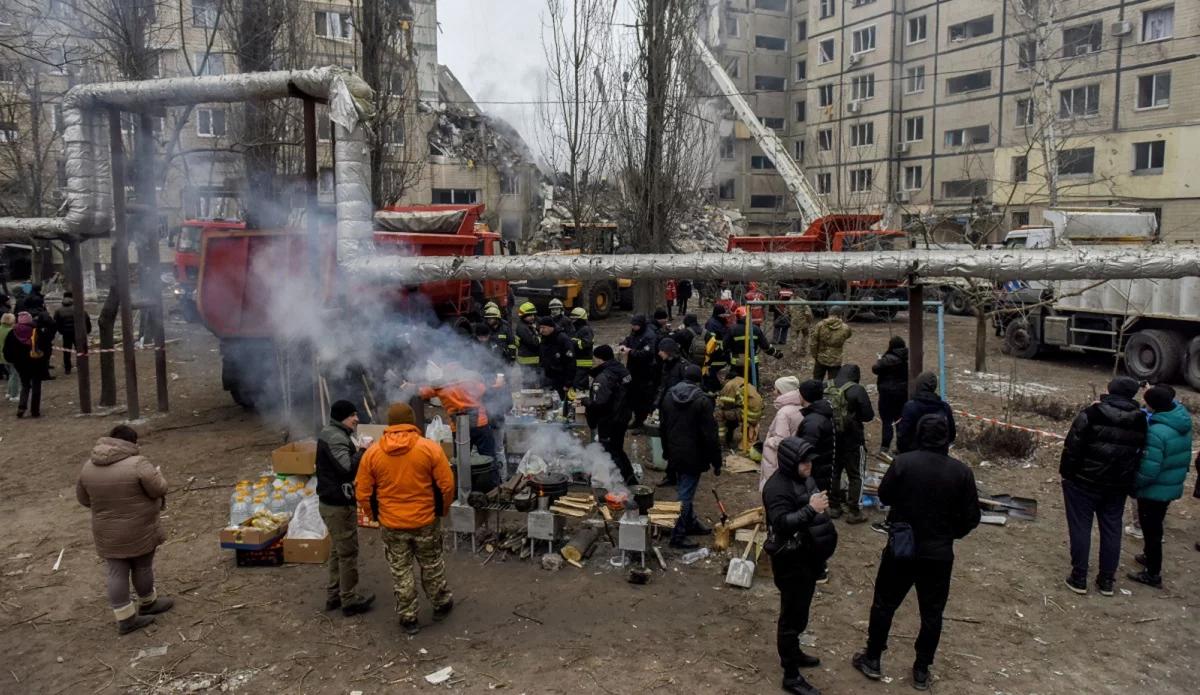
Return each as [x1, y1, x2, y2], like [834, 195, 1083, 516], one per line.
[852, 651, 882, 680]
[139, 596, 174, 615]
[117, 614, 155, 635]
[912, 664, 931, 691]
[795, 651, 821, 668]
[782, 672, 821, 695]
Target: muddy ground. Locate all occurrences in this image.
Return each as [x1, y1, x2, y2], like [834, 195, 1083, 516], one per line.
[1, 302, 1197, 694]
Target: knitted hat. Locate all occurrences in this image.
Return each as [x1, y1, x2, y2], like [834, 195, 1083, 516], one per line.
[387, 402, 416, 426]
[658, 337, 679, 356]
[653, 308, 669, 321]
[1144, 384, 1176, 412]
[1108, 376, 1140, 399]
[330, 399, 358, 422]
[594, 344, 615, 361]
[775, 376, 800, 394]
[537, 316, 556, 328]
[683, 364, 702, 383]
[798, 379, 825, 403]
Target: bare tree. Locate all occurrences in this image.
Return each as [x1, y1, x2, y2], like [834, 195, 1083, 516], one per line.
[539, 0, 615, 250]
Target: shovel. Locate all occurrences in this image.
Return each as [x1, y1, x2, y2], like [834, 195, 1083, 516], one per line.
[725, 524, 760, 589]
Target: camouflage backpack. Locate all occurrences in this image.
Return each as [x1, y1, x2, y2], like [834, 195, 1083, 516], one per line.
[824, 381, 855, 434]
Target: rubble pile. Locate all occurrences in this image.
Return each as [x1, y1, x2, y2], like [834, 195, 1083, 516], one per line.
[427, 105, 529, 174]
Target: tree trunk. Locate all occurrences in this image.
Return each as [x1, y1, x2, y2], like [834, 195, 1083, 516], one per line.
[98, 285, 120, 406]
[974, 308, 988, 373]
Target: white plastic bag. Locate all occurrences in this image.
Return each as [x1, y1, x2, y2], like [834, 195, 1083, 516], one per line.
[286, 494, 328, 540]
[425, 416, 452, 443]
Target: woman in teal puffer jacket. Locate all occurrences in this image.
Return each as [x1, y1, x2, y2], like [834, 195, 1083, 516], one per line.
[1129, 385, 1193, 587]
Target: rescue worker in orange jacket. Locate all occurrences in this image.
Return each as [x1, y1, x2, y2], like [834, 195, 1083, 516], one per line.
[355, 403, 456, 635]
[416, 369, 496, 460]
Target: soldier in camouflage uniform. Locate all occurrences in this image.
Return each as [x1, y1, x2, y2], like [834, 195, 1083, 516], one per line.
[356, 403, 457, 635]
[381, 523, 452, 625]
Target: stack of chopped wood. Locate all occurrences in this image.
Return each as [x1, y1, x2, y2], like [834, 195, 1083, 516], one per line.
[475, 528, 532, 561]
[647, 501, 681, 529]
[550, 493, 597, 518]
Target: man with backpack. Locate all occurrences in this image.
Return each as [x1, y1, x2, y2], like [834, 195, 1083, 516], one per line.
[826, 365, 875, 523]
[796, 379, 836, 493]
[810, 306, 852, 382]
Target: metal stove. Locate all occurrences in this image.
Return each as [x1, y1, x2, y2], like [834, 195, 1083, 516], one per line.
[617, 509, 649, 568]
[448, 413, 478, 551]
[527, 496, 564, 556]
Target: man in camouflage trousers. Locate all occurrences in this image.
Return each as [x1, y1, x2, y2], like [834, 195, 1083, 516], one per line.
[356, 403, 456, 635]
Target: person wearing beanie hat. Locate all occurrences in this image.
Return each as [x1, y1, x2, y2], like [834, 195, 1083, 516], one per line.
[3, 310, 42, 416]
[1060, 374, 1149, 595]
[795, 380, 836, 496]
[1129, 385, 1192, 587]
[660, 355, 721, 548]
[537, 314, 575, 401]
[761, 375, 805, 492]
[653, 308, 670, 331]
[896, 373, 956, 456]
[776, 376, 800, 395]
[357, 403, 456, 635]
[586, 344, 638, 485]
[315, 398, 375, 616]
[622, 313, 660, 430]
[654, 336, 690, 487]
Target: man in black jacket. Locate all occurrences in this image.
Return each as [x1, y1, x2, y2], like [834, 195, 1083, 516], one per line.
[660, 365, 720, 549]
[1059, 376, 1148, 596]
[797, 379, 836, 492]
[655, 337, 691, 487]
[53, 291, 91, 375]
[763, 437, 838, 695]
[853, 414, 980, 691]
[621, 315, 659, 430]
[315, 400, 375, 616]
[830, 364, 875, 524]
[537, 317, 575, 401]
[871, 336, 908, 453]
[586, 345, 637, 486]
[896, 372, 955, 454]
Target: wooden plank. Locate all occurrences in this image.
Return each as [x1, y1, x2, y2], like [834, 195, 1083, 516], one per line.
[728, 507, 764, 531]
[649, 502, 682, 512]
[550, 505, 589, 518]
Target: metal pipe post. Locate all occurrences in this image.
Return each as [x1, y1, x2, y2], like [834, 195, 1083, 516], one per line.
[66, 239, 92, 413]
[455, 412, 472, 499]
[907, 284, 924, 398]
[107, 108, 140, 420]
[303, 98, 321, 433]
[937, 305, 947, 399]
[741, 315, 751, 452]
[139, 113, 169, 412]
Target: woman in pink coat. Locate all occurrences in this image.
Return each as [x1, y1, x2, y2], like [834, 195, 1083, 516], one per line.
[761, 376, 805, 491]
[76, 425, 172, 634]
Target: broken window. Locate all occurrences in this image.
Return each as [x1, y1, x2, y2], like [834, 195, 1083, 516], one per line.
[1062, 23, 1101, 56]
[1018, 40, 1036, 70]
[850, 122, 874, 147]
[1012, 155, 1028, 182]
[795, 60, 807, 81]
[193, 0, 218, 28]
[1058, 84, 1100, 119]
[754, 75, 785, 91]
[432, 189, 478, 204]
[905, 65, 925, 93]
[749, 194, 784, 209]
[1137, 72, 1170, 109]
[500, 171, 520, 195]
[795, 100, 806, 122]
[0, 121, 18, 142]
[750, 155, 776, 170]
[818, 84, 834, 107]
[796, 21, 807, 40]
[760, 116, 785, 130]
[904, 166, 923, 190]
[852, 26, 876, 54]
[849, 168, 873, 192]
[816, 172, 832, 194]
[948, 15, 993, 42]
[1016, 98, 1035, 126]
[944, 125, 990, 147]
[196, 108, 226, 137]
[1057, 147, 1095, 176]
[946, 70, 991, 95]
[724, 56, 740, 79]
[942, 179, 988, 198]
[756, 35, 786, 51]
[719, 137, 735, 160]
[718, 178, 736, 200]
[818, 39, 835, 64]
[818, 129, 833, 151]
[315, 11, 354, 41]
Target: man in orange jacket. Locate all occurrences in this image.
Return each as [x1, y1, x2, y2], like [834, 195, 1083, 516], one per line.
[416, 371, 497, 460]
[356, 403, 456, 635]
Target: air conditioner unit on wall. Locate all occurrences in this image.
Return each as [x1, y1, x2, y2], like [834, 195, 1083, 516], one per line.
[1111, 21, 1133, 37]
[895, 142, 910, 154]
[895, 190, 911, 203]
[848, 53, 862, 65]
[847, 101, 861, 113]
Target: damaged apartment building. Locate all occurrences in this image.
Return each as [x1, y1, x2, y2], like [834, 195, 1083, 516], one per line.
[705, 0, 1200, 241]
[0, 0, 540, 287]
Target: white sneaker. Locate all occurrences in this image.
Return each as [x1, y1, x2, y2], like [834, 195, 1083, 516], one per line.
[1124, 524, 1143, 540]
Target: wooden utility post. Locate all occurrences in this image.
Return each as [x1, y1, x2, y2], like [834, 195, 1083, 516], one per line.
[907, 282, 924, 397]
[66, 239, 92, 413]
[107, 108, 140, 420]
[138, 113, 169, 412]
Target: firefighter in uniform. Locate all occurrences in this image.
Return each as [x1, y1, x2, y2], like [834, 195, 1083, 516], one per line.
[480, 302, 515, 363]
[548, 298, 573, 335]
[570, 307, 594, 393]
[725, 306, 782, 390]
[514, 302, 542, 377]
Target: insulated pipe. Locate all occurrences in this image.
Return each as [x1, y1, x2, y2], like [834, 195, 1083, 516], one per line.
[0, 67, 374, 245]
[348, 247, 1200, 282]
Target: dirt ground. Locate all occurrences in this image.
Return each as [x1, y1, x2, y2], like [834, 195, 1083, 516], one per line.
[1, 301, 1197, 694]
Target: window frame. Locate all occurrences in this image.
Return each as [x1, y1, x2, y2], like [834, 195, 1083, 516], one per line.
[850, 122, 875, 147]
[905, 65, 926, 94]
[195, 107, 226, 138]
[795, 59, 807, 82]
[817, 129, 834, 152]
[1133, 140, 1166, 173]
[718, 178, 736, 200]
[719, 136, 735, 160]
[851, 73, 875, 101]
[750, 155, 777, 170]
[819, 0, 835, 20]
[903, 165, 923, 191]
[904, 115, 924, 143]
[795, 100, 806, 122]
[755, 34, 788, 51]
[1057, 147, 1096, 177]
[1058, 83, 1100, 120]
[1016, 98, 1035, 127]
[1141, 6, 1174, 43]
[818, 38, 835, 64]
[948, 15, 994, 43]
[849, 168, 873, 193]
[1062, 22, 1102, 57]
[946, 70, 992, 96]
[907, 16, 927, 45]
[725, 13, 740, 38]
[852, 25, 877, 55]
[1017, 40, 1036, 71]
[749, 194, 785, 209]
[754, 75, 786, 92]
[817, 84, 834, 107]
[1012, 155, 1029, 183]
[816, 172, 832, 195]
[796, 20, 807, 41]
[1135, 72, 1171, 110]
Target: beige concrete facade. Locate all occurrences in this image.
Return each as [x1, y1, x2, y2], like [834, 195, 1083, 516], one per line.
[708, 0, 1200, 240]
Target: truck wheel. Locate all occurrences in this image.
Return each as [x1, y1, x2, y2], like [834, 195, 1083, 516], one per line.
[1003, 319, 1040, 359]
[589, 283, 613, 319]
[1184, 337, 1200, 391]
[945, 289, 970, 316]
[1125, 329, 1184, 384]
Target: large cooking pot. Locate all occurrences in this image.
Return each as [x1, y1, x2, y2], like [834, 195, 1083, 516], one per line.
[531, 472, 570, 501]
[454, 455, 498, 495]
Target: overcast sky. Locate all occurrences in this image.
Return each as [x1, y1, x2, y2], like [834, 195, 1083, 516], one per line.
[437, 0, 551, 157]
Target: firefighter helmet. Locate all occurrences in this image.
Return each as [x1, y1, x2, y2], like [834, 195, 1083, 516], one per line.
[549, 298, 564, 309]
[483, 304, 502, 319]
[570, 307, 588, 320]
[518, 302, 538, 317]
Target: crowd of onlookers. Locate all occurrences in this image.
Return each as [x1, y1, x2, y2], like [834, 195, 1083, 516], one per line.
[1, 282, 91, 418]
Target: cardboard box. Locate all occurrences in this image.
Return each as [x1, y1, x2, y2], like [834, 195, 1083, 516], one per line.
[219, 520, 288, 550]
[236, 539, 285, 567]
[357, 424, 387, 442]
[283, 533, 331, 564]
[272, 441, 317, 475]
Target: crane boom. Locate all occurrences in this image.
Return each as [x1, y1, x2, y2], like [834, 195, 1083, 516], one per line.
[691, 32, 829, 225]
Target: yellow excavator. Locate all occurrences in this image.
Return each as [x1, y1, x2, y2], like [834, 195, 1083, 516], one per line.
[512, 223, 633, 319]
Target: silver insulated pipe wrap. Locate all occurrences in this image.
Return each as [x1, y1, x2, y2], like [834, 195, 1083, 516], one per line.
[0, 67, 374, 246]
[344, 246, 1200, 283]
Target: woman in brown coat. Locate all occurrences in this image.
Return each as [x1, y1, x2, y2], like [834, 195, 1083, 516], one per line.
[76, 425, 172, 634]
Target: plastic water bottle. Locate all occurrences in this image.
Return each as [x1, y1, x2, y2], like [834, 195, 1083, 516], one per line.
[679, 547, 711, 565]
[269, 492, 287, 516]
[250, 495, 268, 516]
[229, 492, 250, 526]
[284, 488, 301, 514]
